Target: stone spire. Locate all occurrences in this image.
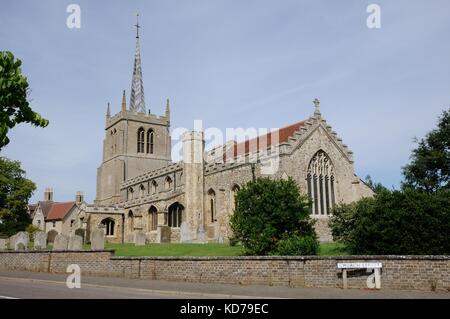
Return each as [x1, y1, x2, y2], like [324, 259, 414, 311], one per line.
[106, 102, 110, 118]
[313, 98, 321, 116]
[121, 90, 127, 112]
[129, 13, 146, 113]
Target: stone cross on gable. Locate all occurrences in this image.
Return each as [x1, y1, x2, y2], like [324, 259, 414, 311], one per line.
[313, 98, 321, 115]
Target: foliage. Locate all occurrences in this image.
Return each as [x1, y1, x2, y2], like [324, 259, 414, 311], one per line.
[0, 157, 35, 237]
[272, 233, 319, 256]
[364, 175, 388, 193]
[318, 242, 349, 256]
[230, 177, 318, 256]
[26, 224, 41, 238]
[0, 51, 48, 150]
[329, 189, 450, 255]
[402, 109, 450, 192]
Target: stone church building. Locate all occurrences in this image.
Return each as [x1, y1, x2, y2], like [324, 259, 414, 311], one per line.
[31, 23, 373, 244]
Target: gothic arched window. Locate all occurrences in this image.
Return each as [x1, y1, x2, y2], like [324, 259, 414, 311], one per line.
[137, 127, 145, 153]
[168, 202, 184, 227]
[101, 218, 115, 236]
[147, 129, 154, 154]
[306, 150, 335, 215]
[127, 210, 134, 233]
[149, 206, 158, 231]
[208, 189, 216, 223]
[151, 180, 158, 194]
[165, 176, 173, 190]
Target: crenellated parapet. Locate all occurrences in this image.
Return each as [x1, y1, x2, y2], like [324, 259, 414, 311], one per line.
[106, 109, 169, 130]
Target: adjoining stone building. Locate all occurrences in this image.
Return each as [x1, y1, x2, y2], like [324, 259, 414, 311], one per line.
[30, 21, 373, 244]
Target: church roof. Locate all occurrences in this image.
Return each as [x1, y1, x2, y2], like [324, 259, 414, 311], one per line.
[38, 201, 54, 218]
[46, 202, 76, 221]
[224, 120, 306, 161]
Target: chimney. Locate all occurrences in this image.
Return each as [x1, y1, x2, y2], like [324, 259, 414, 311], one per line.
[75, 191, 84, 204]
[44, 188, 53, 201]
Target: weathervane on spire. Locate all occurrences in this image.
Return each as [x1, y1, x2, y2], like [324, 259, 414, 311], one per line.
[313, 98, 321, 116]
[135, 13, 140, 39]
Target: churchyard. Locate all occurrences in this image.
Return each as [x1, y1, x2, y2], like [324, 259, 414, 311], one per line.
[0, 230, 346, 256]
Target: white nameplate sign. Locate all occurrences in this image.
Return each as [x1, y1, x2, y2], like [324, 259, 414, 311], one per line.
[337, 262, 382, 269]
[337, 262, 382, 289]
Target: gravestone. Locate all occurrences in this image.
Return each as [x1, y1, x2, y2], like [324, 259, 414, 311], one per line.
[134, 231, 146, 246]
[8, 235, 16, 250]
[33, 231, 47, 250]
[0, 239, 8, 250]
[53, 234, 69, 251]
[180, 222, 190, 243]
[14, 232, 29, 251]
[91, 228, 105, 250]
[157, 226, 171, 243]
[16, 243, 26, 251]
[197, 225, 206, 243]
[68, 235, 83, 250]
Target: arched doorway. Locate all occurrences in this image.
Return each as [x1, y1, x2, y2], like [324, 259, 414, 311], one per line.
[47, 230, 58, 243]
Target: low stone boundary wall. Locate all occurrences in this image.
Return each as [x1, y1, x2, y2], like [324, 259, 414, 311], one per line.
[0, 250, 448, 292]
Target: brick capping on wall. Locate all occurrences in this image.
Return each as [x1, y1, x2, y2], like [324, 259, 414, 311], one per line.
[0, 250, 448, 292]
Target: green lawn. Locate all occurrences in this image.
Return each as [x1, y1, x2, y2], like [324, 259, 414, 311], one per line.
[318, 242, 349, 256]
[104, 243, 244, 256]
[97, 242, 348, 257]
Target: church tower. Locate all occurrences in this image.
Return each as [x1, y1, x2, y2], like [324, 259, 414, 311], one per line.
[95, 15, 171, 206]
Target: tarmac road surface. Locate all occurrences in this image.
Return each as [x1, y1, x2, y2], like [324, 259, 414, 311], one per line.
[0, 271, 448, 299]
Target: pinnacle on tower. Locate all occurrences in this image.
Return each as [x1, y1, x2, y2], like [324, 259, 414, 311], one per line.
[106, 102, 111, 117]
[165, 98, 170, 118]
[122, 90, 127, 112]
[129, 13, 146, 113]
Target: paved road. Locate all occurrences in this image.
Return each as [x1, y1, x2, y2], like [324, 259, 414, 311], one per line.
[0, 271, 448, 299]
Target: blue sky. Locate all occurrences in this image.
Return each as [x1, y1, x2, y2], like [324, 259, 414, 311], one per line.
[1, 0, 449, 203]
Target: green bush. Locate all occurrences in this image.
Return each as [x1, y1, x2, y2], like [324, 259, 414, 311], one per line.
[272, 233, 319, 256]
[329, 189, 450, 255]
[230, 177, 318, 256]
[26, 224, 41, 238]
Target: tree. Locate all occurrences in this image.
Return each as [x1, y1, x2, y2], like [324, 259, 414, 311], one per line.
[364, 175, 387, 194]
[402, 109, 450, 192]
[230, 177, 318, 256]
[0, 51, 48, 150]
[0, 157, 35, 237]
[329, 189, 450, 255]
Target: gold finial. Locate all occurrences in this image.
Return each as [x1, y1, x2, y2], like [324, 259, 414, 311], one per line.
[122, 90, 127, 112]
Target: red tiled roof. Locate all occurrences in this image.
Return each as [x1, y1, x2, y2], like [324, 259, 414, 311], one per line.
[39, 201, 54, 218]
[223, 120, 305, 161]
[46, 202, 76, 221]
